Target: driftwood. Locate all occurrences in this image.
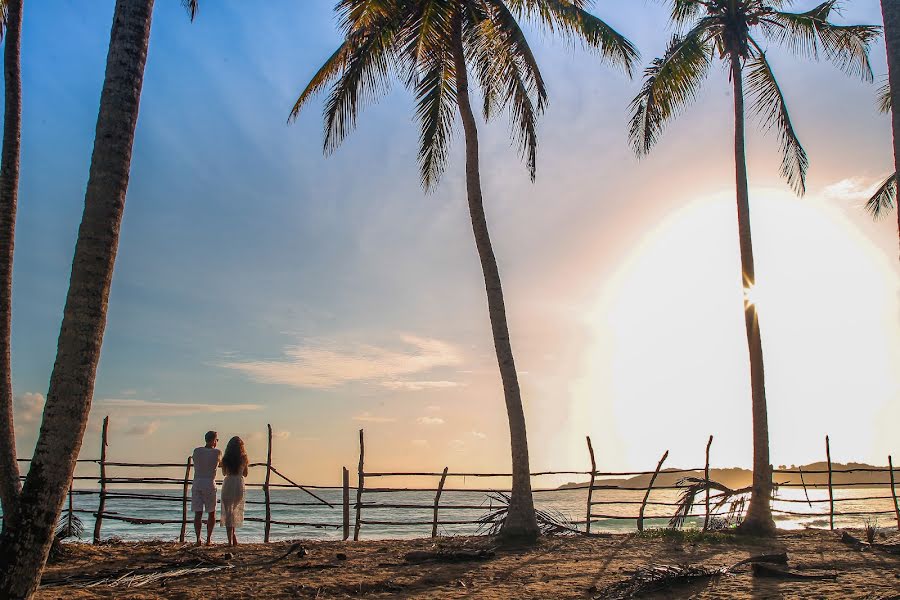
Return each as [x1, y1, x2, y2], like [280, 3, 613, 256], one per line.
[840, 531, 900, 555]
[403, 548, 495, 564]
[751, 563, 837, 580]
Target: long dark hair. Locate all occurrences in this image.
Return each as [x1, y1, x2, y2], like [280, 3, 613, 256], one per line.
[222, 436, 248, 476]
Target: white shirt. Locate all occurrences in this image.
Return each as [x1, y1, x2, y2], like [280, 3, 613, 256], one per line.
[192, 446, 222, 486]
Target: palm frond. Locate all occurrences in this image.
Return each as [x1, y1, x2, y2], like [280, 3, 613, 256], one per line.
[289, 42, 351, 123]
[745, 45, 808, 194]
[629, 26, 712, 156]
[508, 0, 638, 75]
[181, 0, 199, 21]
[670, 0, 705, 26]
[761, 1, 880, 82]
[866, 173, 896, 218]
[414, 48, 458, 189]
[877, 79, 892, 113]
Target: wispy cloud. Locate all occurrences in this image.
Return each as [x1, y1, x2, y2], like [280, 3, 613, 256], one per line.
[380, 380, 461, 391]
[14, 393, 45, 424]
[220, 335, 462, 389]
[822, 177, 883, 202]
[470, 430, 487, 439]
[126, 420, 160, 436]
[96, 399, 261, 416]
[353, 412, 396, 424]
[416, 416, 444, 426]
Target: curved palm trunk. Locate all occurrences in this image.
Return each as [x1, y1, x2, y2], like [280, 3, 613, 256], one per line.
[730, 55, 775, 536]
[0, 0, 24, 526]
[881, 0, 900, 258]
[0, 0, 154, 595]
[451, 34, 538, 541]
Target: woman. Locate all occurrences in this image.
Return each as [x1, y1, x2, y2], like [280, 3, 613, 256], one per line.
[220, 436, 248, 546]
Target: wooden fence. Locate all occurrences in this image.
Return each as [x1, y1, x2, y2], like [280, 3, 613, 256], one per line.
[9, 425, 900, 542]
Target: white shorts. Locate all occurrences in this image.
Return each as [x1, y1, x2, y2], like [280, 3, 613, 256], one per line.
[191, 484, 217, 514]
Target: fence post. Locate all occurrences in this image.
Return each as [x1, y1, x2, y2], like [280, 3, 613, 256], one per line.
[585, 436, 596, 534]
[703, 435, 713, 532]
[826, 435, 834, 531]
[342, 467, 350, 541]
[264, 424, 273, 543]
[92, 416, 109, 543]
[638, 450, 668, 532]
[179, 455, 192, 543]
[67, 480, 74, 535]
[432, 467, 449, 538]
[889, 455, 899, 531]
[354, 429, 365, 541]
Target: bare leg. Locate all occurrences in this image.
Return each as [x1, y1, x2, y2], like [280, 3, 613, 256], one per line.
[225, 526, 234, 546]
[232, 529, 238, 546]
[193, 512, 203, 545]
[206, 511, 216, 545]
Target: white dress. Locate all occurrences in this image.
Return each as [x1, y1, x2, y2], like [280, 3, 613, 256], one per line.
[220, 472, 245, 528]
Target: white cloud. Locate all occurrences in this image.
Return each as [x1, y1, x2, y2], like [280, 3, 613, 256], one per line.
[380, 380, 461, 391]
[220, 335, 462, 389]
[822, 177, 883, 202]
[352, 412, 396, 424]
[96, 399, 261, 416]
[449, 439, 465, 451]
[126, 420, 160, 436]
[14, 393, 45, 424]
[416, 416, 444, 426]
[425, 405, 441, 412]
[470, 430, 487, 439]
[273, 430, 291, 440]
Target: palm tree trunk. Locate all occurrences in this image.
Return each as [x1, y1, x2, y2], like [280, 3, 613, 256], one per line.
[0, 0, 24, 527]
[881, 0, 900, 258]
[451, 28, 538, 541]
[0, 0, 154, 595]
[729, 54, 775, 536]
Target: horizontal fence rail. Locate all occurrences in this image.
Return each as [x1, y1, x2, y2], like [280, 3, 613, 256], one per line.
[7, 426, 899, 542]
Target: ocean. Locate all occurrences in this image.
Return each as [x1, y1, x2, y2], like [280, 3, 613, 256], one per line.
[21, 485, 899, 543]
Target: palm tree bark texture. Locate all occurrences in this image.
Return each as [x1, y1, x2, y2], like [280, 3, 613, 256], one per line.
[881, 0, 900, 257]
[0, 0, 154, 597]
[0, 0, 24, 528]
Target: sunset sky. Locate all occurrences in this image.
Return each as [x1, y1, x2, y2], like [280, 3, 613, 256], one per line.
[8, 0, 899, 487]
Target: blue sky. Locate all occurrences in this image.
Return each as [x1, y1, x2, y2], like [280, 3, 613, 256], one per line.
[8, 1, 900, 486]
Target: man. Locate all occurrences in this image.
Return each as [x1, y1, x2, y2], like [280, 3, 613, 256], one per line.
[191, 430, 222, 545]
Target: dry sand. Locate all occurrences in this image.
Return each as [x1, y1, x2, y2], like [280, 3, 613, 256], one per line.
[36, 529, 900, 599]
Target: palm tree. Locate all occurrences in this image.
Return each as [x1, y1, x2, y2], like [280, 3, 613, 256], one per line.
[629, 0, 877, 535]
[0, 0, 23, 529]
[291, 0, 636, 540]
[0, 1, 197, 596]
[881, 0, 900, 255]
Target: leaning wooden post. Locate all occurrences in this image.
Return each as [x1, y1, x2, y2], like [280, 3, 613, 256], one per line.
[354, 429, 365, 541]
[264, 424, 273, 543]
[92, 416, 109, 543]
[889, 455, 899, 531]
[179, 455, 192, 543]
[585, 436, 597, 534]
[342, 467, 350, 541]
[638, 450, 668, 532]
[67, 480, 74, 535]
[826, 435, 834, 531]
[432, 467, 449, 538]
[703, 435, 713, 532]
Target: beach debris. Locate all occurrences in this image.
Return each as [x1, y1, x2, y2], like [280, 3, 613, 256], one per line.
[476, 491, 582, 537]
[669, 477, 752, 529]
[222, 552, 234, 560]
[593, 553, 791, 599]
[296, 546, 309, 557]
[751, 563, 837, 580]
[403, 547, 495, 564]
[336, 552, 348, 560]
[839, 531, 900, 555]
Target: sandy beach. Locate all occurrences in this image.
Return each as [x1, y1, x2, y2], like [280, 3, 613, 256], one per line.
[35, 529, 900, 599]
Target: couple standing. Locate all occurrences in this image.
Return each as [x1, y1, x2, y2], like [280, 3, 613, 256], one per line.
[191, 431, 247, 546]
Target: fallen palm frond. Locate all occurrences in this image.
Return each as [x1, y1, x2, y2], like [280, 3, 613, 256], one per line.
[48, 512, 86, 563]
[475, 492, 582, 536]
[669, 477, 752, 530]
[594, 553, 790, 599]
